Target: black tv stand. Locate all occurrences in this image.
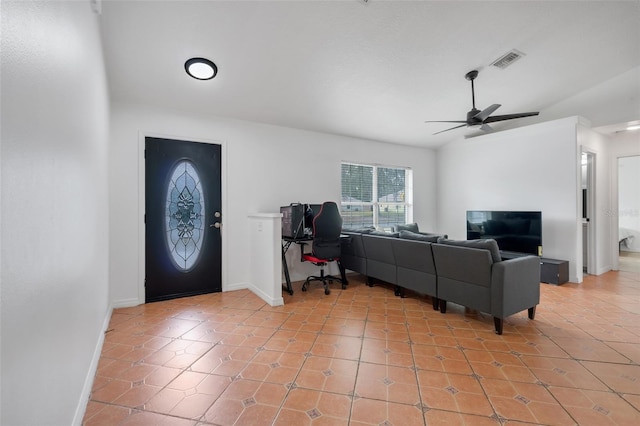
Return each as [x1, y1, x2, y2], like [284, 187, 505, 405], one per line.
[500, 251, 568, 285]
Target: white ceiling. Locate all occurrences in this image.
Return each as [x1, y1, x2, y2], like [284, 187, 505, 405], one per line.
[99, 0, 640, 148]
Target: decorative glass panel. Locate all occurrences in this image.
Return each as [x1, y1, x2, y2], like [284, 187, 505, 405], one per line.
[165, 160, 205, 271]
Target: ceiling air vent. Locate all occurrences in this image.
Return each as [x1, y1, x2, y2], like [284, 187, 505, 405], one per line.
[491, 49, 525, 69]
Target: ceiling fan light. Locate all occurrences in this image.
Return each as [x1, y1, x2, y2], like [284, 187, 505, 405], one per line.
[185, 57, 217, 80]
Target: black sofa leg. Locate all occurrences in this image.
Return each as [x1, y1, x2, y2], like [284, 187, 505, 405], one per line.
[366, 276, 374, 287]
[439, 300, 447, 314]
[494, 317, 503, 335]
[528, 306, 536, 320]
[393, 286, 407, 298]
[432, 298, 439, 311]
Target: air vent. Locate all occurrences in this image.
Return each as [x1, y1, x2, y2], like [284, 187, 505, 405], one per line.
[491, 49, 525, 69]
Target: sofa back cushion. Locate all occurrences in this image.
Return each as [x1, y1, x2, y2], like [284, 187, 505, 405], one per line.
[369, 230, 399, 237]
[342, 226, 376, 234]
[432, 243, 493, 288]
[436, 238, 502, 263]
[362, 234, 396, 263]
[394, 223, 419, 233]
[391, 239, 436, 274]
[399, 230, 439, 243]
[340, 232, 366, 257]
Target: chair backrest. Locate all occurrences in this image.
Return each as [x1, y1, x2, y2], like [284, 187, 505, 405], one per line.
[311, 201, 342, 259]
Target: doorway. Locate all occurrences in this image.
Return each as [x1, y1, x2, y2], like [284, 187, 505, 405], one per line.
[617, 155, 640, 273]
[581, 151, 595, 275]
[145, 137, 223, 302]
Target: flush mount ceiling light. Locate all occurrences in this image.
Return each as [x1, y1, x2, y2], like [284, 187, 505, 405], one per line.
[184, 57, 217, 80]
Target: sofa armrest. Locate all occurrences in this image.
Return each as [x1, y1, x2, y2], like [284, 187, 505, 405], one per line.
[491, 256, 541, 318]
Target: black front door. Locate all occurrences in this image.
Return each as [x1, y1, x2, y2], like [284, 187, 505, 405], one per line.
[145, 137, 222, 302]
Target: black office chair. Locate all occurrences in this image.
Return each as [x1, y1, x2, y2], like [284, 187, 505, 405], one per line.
[301, 201, 348, 295]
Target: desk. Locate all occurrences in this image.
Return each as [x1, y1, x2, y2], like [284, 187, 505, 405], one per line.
[281, 235, 348, 295]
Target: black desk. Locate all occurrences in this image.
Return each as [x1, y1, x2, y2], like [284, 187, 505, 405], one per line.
[281, 236, 310, 295]
[281, 235, 349, 295]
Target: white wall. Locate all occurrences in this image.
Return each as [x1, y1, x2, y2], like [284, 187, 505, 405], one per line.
[1, 1, 110, 425]
[109, 103, 438, 305]
[436, 117, 582, 282]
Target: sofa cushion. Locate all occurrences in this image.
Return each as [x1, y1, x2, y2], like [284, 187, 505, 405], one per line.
[399, 230, 439, 243]
[437, 238, 502, 263]
[369, 230, 399, 237]
[395, 223, 419, 233]
[342, 226, 376, 234]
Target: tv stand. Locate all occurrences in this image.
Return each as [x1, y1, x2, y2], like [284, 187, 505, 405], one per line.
[500, 251, 568, 285]
[539, 257, 569, 285]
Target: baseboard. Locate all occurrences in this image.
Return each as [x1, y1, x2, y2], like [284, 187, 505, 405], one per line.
[112, 297, 142, 309]
[72, 303, 113, 426]
[224, 281, 249, 292]
[250, 283, 284, 306]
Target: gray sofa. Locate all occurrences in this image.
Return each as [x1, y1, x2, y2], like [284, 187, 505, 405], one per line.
[340, 226, 446, 310]
[340, 228, 541, 334]
[432, 239, 540, 335]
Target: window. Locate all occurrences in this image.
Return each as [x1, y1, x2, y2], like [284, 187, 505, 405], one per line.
[341, 162, 413, 230]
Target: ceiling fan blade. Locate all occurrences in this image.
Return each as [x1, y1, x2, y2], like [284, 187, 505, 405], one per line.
[484, 112, 539, 123]
[424, 120, 467, 123]
[480, 123, 493, 132]
[432, 124, 467, 135]
[473, 104, 501, 122]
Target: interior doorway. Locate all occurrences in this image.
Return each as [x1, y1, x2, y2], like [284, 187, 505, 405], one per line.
[581, 151, 595, 275]
[617, 155, 640, 273]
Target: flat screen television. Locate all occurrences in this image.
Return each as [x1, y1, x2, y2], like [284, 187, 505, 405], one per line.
[467, 210, 542, 256]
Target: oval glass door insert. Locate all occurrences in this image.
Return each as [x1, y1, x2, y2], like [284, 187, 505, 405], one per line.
[165, 160, 205, 271]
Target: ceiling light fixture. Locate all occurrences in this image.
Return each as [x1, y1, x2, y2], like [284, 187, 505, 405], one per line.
[626, 125, 640, 131]
[184, 57, 217, 80]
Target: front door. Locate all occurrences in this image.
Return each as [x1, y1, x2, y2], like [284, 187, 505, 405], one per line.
[145, 137, 222, 302]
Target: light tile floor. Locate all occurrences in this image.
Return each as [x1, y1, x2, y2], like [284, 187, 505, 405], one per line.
[83, 271, 640, 425]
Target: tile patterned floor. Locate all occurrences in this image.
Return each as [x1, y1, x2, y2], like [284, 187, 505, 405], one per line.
[83, 270, 640, 425]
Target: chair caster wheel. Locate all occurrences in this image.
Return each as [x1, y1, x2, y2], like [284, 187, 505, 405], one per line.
[324, 288, 330, 295]
[302, 286, 307, 292]
[341, 284, 347, 290]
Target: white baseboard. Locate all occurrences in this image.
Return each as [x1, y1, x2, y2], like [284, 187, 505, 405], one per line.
[72, 303, 113, 426]
[112, 297, 142, 309]
[227, 281, 284, 306]
[224, 281, 249, 292]
[250, 284, 284, 307]
[595, 265, 612, 276]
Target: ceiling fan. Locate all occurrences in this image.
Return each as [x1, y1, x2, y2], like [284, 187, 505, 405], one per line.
[425, 70, 539, 135]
